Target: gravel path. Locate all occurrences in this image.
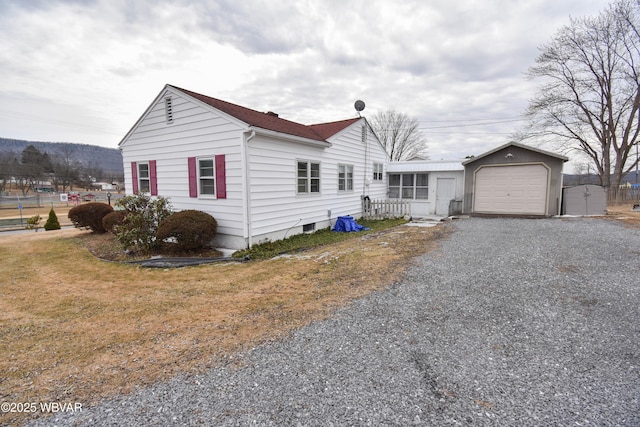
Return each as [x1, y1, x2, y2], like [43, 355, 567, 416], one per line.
[31, 217, 640, 426]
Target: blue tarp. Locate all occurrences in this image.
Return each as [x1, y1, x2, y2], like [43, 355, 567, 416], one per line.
[332, 216, 370, 232]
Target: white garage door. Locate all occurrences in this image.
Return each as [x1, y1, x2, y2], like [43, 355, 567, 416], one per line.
[474, 164, 548, 215]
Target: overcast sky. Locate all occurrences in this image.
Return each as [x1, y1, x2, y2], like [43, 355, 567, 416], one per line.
[0, 0, 610, 167]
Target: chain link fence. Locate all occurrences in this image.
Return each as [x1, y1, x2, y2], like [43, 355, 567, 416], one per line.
[0, 192, 123, 230]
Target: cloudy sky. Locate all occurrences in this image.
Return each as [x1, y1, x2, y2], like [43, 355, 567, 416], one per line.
[0, 0, 610, 167]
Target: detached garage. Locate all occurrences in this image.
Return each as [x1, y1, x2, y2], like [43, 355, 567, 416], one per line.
[463, 142, 568, 216]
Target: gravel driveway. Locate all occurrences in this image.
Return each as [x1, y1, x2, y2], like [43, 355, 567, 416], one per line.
[32, 217, 640, 426]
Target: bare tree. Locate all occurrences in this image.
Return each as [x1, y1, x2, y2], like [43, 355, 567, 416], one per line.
[572, 157, 601, 185]
[519, 0, 640, 191]
[369, 109, 427, 161]
[51, 144, 82, 192]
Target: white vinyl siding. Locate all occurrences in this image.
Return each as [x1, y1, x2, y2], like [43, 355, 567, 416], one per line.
[120, 89, 245, 248]
[246, 122, 387, 241]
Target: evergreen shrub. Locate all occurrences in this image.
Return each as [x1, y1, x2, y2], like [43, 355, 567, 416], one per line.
[157, 210, 217, 252]
[102, 211, 126, 233]
[44, 208, 61, 231]
[68, 203, 113, 233]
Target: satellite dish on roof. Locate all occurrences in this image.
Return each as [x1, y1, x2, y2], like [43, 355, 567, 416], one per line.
[354, 100, 365, 112]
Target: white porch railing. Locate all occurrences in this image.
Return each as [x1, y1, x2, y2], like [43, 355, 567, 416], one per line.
[362, 198, 411, 220]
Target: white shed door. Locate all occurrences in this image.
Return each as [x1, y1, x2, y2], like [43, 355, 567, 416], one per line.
[436, 178, 456, 215]
[474, 165, 548, 215]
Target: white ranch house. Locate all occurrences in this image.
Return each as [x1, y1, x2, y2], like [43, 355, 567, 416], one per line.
[119, 84, 389, 249]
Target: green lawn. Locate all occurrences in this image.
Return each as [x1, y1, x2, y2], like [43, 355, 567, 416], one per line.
[233, 217, 408, 260]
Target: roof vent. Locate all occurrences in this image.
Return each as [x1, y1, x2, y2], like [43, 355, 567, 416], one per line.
[266, 111, 279, 117]
[164, 97, 174, 123]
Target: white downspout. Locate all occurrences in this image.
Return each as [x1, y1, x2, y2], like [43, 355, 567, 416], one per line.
[243, 129, 256, 248]
[362, 119, 369, 196]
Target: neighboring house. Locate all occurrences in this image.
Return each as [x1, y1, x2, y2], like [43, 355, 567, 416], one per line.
[119, 84, 388, 249]
[386, 160, 464, 216]
[462, 142, 568, 216]
[93, 182, 114, 191]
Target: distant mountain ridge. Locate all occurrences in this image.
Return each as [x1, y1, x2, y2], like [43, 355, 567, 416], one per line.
[0, 137, 123, 176]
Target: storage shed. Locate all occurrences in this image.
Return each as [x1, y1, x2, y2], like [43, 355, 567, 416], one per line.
[562, 185, 607, 216]
[463, 142, 568, 216]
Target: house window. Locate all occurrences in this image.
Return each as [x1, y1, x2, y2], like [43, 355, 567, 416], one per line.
[388, 173, 428, 199]
[138, 162, 150, 193]
[132, 161, 157, 195]
[373, 163, 383, 181]
[297, 161, 320, 194]
[415, 173, 429, 199]
[402, 174, 414, 198]
[188, 155, 226, 199]
[338, 164, 354, 192]
[164, 97, 173, 123]
[198, 158, 215, 196]
[388, 174, 400, 198]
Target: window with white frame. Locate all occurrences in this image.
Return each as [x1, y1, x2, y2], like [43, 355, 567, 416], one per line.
[388, 174, 400, 198]
[297, 160, 320, 194]
[415, 173, 429, 199]
[388, 173, 428, 199]
[402, 174, 414, 198]
[338, 164, 354, 192]
[138, 162, 150, 193]
[198, 158, 216, 196]
[373, 163, 383, 181]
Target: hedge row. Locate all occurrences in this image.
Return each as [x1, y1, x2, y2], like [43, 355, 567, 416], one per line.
[68, 202, 217, 252]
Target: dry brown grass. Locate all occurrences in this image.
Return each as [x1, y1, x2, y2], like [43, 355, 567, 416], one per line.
[606, 203, 640, 228]
[0, 223, 449, 425]
[0, 205, 74, 218]
[0, 205, 74, 226]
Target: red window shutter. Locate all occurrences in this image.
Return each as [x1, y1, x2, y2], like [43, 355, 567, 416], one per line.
[188, 157, 198, 198]
[131, 162, 138, 194]
[215, 154, 226, 199]
[149, 160, 158, 196]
